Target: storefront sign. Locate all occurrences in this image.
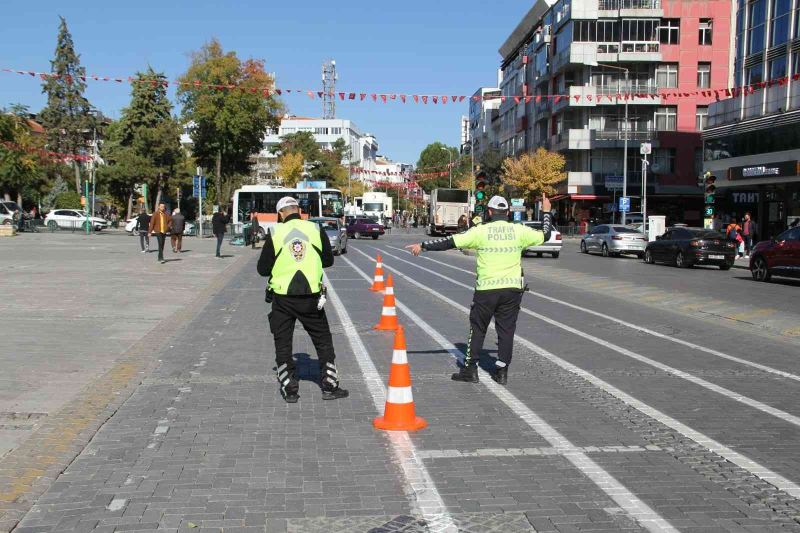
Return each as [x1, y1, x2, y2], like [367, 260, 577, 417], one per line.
[731, 192, 760, 203]
[728, 161, 798, 181]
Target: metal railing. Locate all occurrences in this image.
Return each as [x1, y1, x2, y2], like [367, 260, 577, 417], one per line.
[595, 83, 659, 95]
[599, 0, 661, 9]
[594, 128, 656, 141]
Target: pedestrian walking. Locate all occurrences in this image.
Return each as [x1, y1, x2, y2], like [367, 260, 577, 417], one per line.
[171, 208, 186, 253]
[257, 196, 349, 403]
[250, 210, 260, 249]
[405, 196, 550, 385]
[148, 203, 172, 264]
[726, 218, 744, 258]
[211, 208, 230, 258]
[135, 209, 151, 253]
[742, 212, 758, 258]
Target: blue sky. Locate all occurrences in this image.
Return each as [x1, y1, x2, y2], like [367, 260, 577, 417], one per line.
[1, 0, 528, 164]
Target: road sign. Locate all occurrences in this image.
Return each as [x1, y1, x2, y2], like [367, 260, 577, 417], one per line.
[619, 196, 631, 213]
[192, 176, 207, 199]
[605, 175, 623, 190]
[513, 211, 523, 222]
[640, 142, 652, 155]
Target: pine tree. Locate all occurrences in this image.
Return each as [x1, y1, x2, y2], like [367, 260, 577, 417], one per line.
[39, 16, 95, 193]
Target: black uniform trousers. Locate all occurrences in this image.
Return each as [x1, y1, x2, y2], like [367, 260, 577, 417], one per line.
[268, 294, 336, 375]
[465, 288, 524, 368]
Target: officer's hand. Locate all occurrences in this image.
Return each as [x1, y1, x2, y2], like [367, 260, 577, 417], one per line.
[405, 243, 422, 256]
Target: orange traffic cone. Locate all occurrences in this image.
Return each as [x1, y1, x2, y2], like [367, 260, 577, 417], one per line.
[374, 326, 427, 432]
[374, 275, 399, 331]
[369, 254, 386, 292]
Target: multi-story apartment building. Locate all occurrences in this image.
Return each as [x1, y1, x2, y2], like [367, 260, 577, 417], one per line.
[703, 0, 800, 239]
[498, 0, 733, 225]
[256, 116, 379, 183]
[469, 87, 502, 159]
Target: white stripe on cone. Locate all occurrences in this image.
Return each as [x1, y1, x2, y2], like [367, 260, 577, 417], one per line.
[376, 262, 383, 268]
[386, 386, 414, 404]
[385, 286, 394, 295]
[374, 276, 384, 282]
[392, 349, 408, 365]
[382, 307, 396, 316]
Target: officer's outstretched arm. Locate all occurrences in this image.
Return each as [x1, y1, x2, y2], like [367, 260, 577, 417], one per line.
[421, 236, 456, 252]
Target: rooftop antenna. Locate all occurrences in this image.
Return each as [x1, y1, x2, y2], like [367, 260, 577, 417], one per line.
[322, 59, 337, 119]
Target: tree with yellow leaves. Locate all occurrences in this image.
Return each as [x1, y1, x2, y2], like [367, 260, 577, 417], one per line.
[277, 152, 304, 187]
[501, 148, 565, 204]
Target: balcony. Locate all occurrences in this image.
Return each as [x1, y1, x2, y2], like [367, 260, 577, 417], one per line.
[618, 42, 661, 62]
[553, 85, 598, 112]
[551, 42, 598, 73]
[595, 83, 661, 105]
[598, 0, 663, 17]
[550, 129, 592, 151]
[565, 172, 594, 195]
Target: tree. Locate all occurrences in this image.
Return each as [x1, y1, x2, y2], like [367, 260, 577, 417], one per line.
[39, 17, 95, 193]
[270, 131, 319, 162]
[476, 147, 505, 183]
[0, 107, 46, 206]
[277, 152, 304, 187]
[415, 142, 462, 192]
[501, 148, 566, 203]
[177, 39, 282, 208]
[99, 68, 183, 215]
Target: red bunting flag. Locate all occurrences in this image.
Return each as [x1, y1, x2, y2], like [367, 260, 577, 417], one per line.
[339, 92, 345, 100]
[360, 93, 366, 100]
[414, 95, 419, 103]
[371, 94, 377, 101]
[459, 96, 466, 102]
[400, 94, 406, 103]
[422, 95, 428, 104]
[442, 95, 448, 104]
[380, 94, 387, 103]
[432, 96, 438, 104]
[307, 91, 314, 99]
[349, 93, 356, 100]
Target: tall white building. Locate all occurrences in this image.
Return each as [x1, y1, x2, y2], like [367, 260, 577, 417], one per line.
[256, 116, 379, 182]
[469, 87, 502, 159]
[372, 156, 414, 185]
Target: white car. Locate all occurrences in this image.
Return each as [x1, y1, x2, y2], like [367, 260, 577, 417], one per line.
[522, 221, 562, 258]
[125, 217, 195, 236]
[0, 202, 17, 225]
[44, 209, 108, 231]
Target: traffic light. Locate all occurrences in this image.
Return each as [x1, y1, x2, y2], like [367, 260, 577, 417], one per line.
[475, 170, 488, 214]
[703, 172, 717, 217]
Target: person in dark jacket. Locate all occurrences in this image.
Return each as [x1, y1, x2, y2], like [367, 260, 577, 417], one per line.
[249, 210, 260, 249]
[135, 209, 151, 253]
[148, 203, 173, 264]
[211, 209, 230, 258]
[257, 196, 347, 403]
[171, 209, 186, 253]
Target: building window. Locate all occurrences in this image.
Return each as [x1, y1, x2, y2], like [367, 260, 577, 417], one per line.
[621, 19, 659, 42]
[652, 148, 676, 174]
[281, 127, 296, 134]
[771, 0, 791, 46]
[697, 63, 711, 88]
[314, 127, 329, 135]
[748, 0, 766, 55]
[330, 127, 342, 135]
[746, 62, 764, 85]
[770, 55, 787, 79]
[699, 18, 713, 45]
[695, 106, 709, 131]
[659, 19, 680, 44]
[655, 63, 679, 88]
[655, 106, 677, 131]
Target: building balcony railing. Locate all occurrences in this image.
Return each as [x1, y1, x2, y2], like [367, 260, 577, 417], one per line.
[598, 0, 662, 10]
[594, 128, 657, 141]
[595, 83, 658, 95]
[620, 41, 659, 54]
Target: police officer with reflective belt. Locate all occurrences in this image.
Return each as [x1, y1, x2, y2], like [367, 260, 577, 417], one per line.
[257, 196, 349, 403]
[406, 196, 550, 385]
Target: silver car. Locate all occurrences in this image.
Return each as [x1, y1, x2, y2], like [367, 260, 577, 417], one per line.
[580, 224, 648, 258]
[311, 217, 348, 255]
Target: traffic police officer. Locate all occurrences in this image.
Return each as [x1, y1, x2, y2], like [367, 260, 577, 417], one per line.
[406, 196, 551, 385]
[257, 196, 349, 403]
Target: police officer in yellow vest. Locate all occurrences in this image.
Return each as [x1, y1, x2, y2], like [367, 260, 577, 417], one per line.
[406, 196, 550, 385]
[257, 196, 348, 403]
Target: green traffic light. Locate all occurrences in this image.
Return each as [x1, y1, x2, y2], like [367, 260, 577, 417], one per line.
[705, 194, 715, 204]
[476, 191, 485, 201]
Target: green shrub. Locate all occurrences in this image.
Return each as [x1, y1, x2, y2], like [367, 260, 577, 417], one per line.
[54, 191, 83, 209]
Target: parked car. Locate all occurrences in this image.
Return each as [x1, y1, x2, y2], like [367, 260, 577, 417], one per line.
[521, 221, 562, 258]
[0, 202, 17, 225]
[581, 224, 648, 258]
[311, 217, 348, 255]
[347, 217, 385, 239]
[644, 227, 735, 269]
[44, 209, 109, 231]
[750, 226, 800, 282]
[124, 217, 195, 236]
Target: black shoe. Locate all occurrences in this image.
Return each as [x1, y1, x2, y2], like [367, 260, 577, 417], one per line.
[491, 367, 508, 385]
[451, 366, 479, 382]
[321, 386, 349, 400]
[282, 390, 300, 403]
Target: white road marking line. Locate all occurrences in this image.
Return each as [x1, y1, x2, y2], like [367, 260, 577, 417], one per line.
[386, 244, 800, 383]
[352, 247, 800, 499]
[377, 248, 800, 428]
[340, 255, 678, 533]
[325, 274, 457, 533]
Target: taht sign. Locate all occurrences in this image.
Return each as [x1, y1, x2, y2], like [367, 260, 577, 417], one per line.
[728, 161, 798, 180]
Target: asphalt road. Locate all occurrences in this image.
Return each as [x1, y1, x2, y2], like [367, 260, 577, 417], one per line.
[6, 230, 800, 532]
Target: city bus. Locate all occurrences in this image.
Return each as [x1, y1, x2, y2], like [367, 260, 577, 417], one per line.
[231, 185, 345, 238]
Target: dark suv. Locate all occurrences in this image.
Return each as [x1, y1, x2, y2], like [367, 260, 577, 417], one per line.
[750, 226, 800, 282]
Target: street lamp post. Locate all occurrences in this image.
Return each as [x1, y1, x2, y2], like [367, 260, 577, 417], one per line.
[591, 62, 629, 224]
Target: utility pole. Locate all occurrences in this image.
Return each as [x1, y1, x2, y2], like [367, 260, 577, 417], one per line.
[91, 128, 97, 218]
[197, 166, 204, 239]
[322, 60, 337, 119]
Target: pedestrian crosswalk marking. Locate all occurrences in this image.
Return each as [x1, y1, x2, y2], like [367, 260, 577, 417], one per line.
[416, 445, 668, 459]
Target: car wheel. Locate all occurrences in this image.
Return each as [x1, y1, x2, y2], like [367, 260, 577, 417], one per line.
[372, 235, 379, 240]
[601, 244, 609, 257]
[536, 252, 543, 258]
[644, 249, 655, 264]
[1, 219, 10, 225]
[580, 240, 588, 254]
[47, 220, 58, 232]
[751, 257, 770, 281]
[719, 263, 731, 271]
[637, 252, 645, 259]
[551, 252, 560, 259]
[675, 251, 689, 268]
[354, 232, 361, 239]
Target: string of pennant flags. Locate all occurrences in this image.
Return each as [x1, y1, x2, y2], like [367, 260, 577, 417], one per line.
[4, 67, 800, 104]
[0, 140, 93, 163]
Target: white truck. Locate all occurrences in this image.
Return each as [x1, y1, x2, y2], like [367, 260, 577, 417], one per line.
[427, 188, 470, 236]
[362, 192, 393, 225]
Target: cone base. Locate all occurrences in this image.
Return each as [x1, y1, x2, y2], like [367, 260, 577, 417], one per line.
[373, 415, 427, 432]
[374, 321, 399, 331]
